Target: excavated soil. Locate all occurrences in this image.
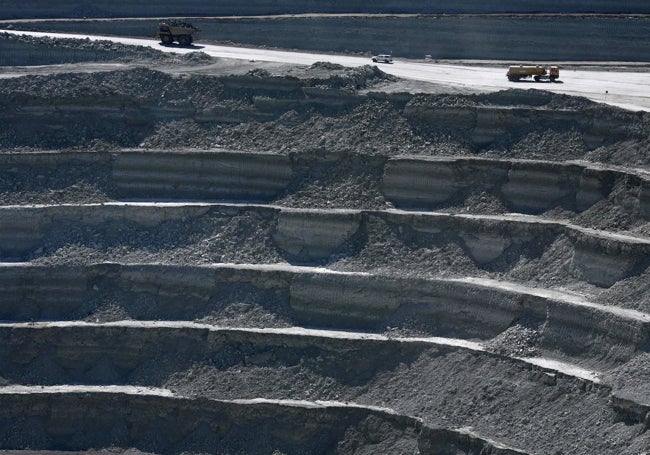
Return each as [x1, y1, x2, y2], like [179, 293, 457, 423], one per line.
[1, 31, 650, 455]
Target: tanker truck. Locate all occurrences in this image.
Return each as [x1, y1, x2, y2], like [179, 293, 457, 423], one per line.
[507, 65, 559, 82]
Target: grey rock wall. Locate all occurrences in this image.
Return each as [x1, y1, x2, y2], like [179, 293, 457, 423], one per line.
[1, 1, 649, 19]
[0, 388, 531, 454]
[1, 260, 648, 368]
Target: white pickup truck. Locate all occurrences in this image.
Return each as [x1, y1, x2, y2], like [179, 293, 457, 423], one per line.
[372, 54, 393, 63]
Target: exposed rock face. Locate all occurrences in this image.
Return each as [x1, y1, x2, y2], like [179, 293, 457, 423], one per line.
[112, 150, 293, 201]
[2, 67, 647, 159]
[1, 0, 649, 19]
[403, 101, 644, 150]
[0, 388, 419, 453]
[0, 385, 534, 454]
[1, 202, 648, 287]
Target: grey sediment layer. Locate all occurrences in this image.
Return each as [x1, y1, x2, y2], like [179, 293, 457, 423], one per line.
[2, 150, 648, 217]
[0, 263, 647, 369]
[0, 202, 648, 287]
[1, 71, 647, 149]
[0, 322, 604, 398]
[4, 322, 644, 428]
[0, 386, 527, 454]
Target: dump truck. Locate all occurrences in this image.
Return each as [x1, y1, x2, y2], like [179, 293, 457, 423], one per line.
[507, 65, 559, 82]
[156, 20, 198, 46]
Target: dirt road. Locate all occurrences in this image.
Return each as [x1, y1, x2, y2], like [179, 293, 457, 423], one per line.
[3, 29, 650, 111]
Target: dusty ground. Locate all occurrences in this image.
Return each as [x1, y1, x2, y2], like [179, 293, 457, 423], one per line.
[1, 31, 650, 455]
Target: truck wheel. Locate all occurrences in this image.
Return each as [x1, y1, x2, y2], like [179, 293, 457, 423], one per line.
[178, 35, 190, 46]
[161, 34, 172, 45]
[534, 75, 540, 82]
[550, 76, 556, 82]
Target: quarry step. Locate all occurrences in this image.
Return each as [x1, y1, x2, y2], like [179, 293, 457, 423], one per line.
[0, 385, 529, 455]
[611, 391, 650, 428]
[0, 202, 648, 288]
[1, 149, 648, 220]
[0, 262, 647, 369]
[3, 323, 643, 446]
[0, 321, 603, 385]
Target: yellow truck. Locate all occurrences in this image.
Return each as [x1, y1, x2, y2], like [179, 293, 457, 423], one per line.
[156, 20, 198, 46]
[507, 65, 559, 82]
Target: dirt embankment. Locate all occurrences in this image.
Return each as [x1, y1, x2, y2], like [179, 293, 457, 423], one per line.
[0, 41, 648, 167]
[0, 32, 180, 66]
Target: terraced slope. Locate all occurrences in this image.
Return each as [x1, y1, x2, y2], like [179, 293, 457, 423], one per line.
[1, 56, 650, 453]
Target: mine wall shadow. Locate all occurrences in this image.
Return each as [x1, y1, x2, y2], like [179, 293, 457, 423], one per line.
[159, 43, 205, 50]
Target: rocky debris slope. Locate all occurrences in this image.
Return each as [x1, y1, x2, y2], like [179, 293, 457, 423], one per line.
[0, 32, 185, 66]
[1, 65, 649, 167]
[0, 40, 650, 454]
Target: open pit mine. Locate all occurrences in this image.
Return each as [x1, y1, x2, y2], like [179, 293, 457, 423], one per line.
[1, 4, 650, 454]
